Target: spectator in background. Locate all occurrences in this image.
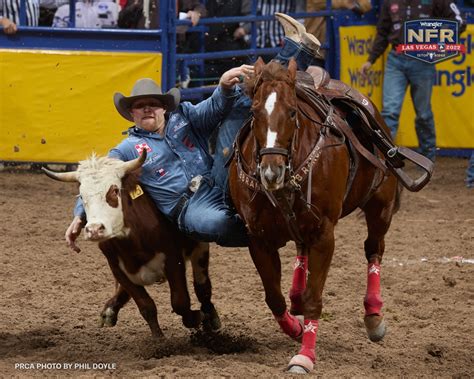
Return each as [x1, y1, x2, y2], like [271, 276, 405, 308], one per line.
[235, 0, 303, 62]
[52, 0, 120, 28]
[118, 0, 204, 30]
[306, 0, 371, 62]
[0, 0, 39, 33]
[204, 0, 249, 85]
[360, 0, 465, 162]
[39, 0, 68, 26]
[175, 1, 206, 88]
[117, 0, 205, 87]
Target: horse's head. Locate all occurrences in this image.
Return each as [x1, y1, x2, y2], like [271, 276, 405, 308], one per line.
[246, 58, 298, 191]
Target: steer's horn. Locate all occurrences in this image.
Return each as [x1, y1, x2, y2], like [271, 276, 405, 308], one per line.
[42, 167, 79, 182]
[122, 150, 147, 174]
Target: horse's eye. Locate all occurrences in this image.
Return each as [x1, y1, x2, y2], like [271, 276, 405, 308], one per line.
[290, 110, 297, 119]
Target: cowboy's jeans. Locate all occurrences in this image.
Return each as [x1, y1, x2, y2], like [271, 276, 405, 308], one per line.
[382, 51, 436, 161]
[180, 38, 320, 247]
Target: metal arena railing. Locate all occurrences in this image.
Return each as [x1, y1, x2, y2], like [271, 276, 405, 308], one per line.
[1, 0, 373, 99]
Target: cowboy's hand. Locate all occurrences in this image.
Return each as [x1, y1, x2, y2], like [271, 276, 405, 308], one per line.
[360, 61, 372, 80]
[187, 10, 201, 26]
[65, 216, 83, 253]
[1, 18, 17, 34]
[219, 64, 255, 91]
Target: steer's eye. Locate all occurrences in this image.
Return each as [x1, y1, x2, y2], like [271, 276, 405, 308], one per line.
[113, 188, 120, 196]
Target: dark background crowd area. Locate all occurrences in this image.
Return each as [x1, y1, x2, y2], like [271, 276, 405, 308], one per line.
[36, 0, 474, 88]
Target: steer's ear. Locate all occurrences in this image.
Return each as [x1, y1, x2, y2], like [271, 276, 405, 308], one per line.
[42, 167, 79, 182]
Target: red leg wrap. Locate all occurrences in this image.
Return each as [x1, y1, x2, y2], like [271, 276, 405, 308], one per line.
[289, 256, 307, 314]
[364, 263, 383, 316]
[274, 310, 303, 340]
[298, 319, 318, 363]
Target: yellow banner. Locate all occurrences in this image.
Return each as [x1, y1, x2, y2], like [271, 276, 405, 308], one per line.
[339, 24, 474, 149]
[339, 25, 384, 107]
[0, 49, 162, 163]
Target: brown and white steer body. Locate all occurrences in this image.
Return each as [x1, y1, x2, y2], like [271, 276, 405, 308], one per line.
[43, 153, 220, 338]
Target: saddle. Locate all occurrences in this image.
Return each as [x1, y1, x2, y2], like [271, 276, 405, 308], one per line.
[296, 66, 434, 192]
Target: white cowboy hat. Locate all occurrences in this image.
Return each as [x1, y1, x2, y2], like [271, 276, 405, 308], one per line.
[114, 78, 181, 121]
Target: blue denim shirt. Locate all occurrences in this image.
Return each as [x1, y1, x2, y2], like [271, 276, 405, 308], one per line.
[74, 85, 241, 220]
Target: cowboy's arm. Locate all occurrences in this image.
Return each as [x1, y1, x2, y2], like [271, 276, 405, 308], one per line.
[183, 64, 254, 138]
[367, 0, 391, 64]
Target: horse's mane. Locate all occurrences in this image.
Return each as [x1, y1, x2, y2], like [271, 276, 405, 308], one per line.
[245, 61, 295, 98]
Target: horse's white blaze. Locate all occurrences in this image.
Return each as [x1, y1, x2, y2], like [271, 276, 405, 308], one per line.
[265, 91, 278, 147]
[265, 91, 277, 116]
[266, 130, 277, 148]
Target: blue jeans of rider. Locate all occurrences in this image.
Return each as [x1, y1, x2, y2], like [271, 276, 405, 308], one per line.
[382, 51, 436, 161]
[180, 37, 321, 247]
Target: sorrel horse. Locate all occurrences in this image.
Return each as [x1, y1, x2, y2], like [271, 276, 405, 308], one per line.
[229, 58, 401, 374]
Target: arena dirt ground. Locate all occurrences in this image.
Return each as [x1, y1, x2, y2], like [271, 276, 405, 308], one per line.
[0, 156, 472, 378]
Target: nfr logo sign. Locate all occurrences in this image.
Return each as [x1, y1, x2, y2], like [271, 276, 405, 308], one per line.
[396, 19, 465, 63]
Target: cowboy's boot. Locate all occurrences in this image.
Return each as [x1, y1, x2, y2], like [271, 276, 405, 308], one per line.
[275, 12, 323, 58]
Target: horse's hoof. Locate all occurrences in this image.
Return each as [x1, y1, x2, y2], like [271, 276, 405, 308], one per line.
[364, 315, 386, 342]
[98, 307, 117, 327]
[182, 310, 203, 329]
[202, 308, 222, 332]
[287, 354, 313, 374]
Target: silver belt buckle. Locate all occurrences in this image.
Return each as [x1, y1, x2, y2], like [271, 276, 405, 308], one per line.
[189, 175, 202, 193]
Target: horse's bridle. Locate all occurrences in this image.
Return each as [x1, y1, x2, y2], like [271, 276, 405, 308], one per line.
[251, 74, 303, 180]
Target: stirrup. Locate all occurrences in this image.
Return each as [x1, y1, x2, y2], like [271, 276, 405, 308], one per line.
[385, 147, 433, 192]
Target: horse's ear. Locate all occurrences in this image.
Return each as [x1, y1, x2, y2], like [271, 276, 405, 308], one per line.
[245, 57, 265, 99]
[254, 57, 265, 76]
[288, 58, 297, 82]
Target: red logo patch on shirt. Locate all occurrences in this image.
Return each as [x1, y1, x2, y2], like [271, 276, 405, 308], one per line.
[390, 3, 399, 13]
[156, 168, 166, 177]
[135, 143, 152, 154]
[182, 135, 195, 150]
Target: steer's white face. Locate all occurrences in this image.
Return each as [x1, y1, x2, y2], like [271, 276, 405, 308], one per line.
[77, 157, 129, 241]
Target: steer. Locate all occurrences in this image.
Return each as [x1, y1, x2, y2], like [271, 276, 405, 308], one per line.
[43, 151, 220, 338]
